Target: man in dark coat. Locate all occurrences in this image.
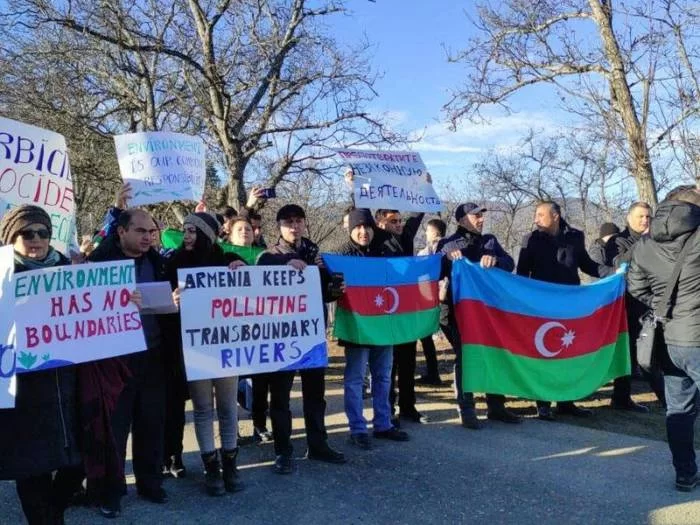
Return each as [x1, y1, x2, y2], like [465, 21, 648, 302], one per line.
[605, 202, 657, 412]
[437, 202, 521, 429]
[257, 204, 346, 474]
[516, 201, 613, 420]
[627, 187, 700, 492]
[372, 208, 427, 424]
[589, 222, 620, 266]
[89, 208, 170, 517]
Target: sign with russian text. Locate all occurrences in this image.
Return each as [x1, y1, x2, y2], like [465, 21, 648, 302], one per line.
[0, 117, 77, 255]
[178, 266, 328, 381]
[114, 131, 206, 206]
[14, 260, 147, 372]
[336, 149, 443, 213]
[0, 246, 16, 408]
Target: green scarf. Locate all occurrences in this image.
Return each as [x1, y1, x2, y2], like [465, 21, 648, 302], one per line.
[14, 248, 63, 270]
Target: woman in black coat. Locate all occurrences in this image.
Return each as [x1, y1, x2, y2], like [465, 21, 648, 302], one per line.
[0, 205, 83, 524]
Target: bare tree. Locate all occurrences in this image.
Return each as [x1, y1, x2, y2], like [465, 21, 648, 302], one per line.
[445, 0, 700, 205]
[4, 0, 400, 212]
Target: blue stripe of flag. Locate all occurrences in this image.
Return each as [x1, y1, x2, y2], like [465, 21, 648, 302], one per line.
[321, 254, 441, 287]
[451, 258, 625, 320]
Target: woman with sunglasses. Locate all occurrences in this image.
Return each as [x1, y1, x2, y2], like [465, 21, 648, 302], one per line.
[168, 212, 246, 497]
[0, 205, 83, 524]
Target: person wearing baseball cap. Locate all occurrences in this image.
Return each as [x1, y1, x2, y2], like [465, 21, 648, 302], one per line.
[436, 202, 520, 429]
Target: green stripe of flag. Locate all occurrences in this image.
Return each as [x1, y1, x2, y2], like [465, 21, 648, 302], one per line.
[334, 306, 440, 346]
[462, 333, 631, 401]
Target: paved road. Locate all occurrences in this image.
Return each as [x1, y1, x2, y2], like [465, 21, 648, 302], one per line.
[1, 381, 698, 525]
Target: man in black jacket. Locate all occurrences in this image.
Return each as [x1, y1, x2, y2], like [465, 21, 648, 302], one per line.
[257, 204, 346, 474]
[627, 187, 700, 492]
[516, 201, 612, 420]
[606, 202, 656, 412]
[88, 208, 169, 517]
[436, 202, 521, 429]
[372, 209, 428, 424]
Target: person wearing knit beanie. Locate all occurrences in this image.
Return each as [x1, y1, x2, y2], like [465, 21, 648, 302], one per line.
[183, 212, 221, 245]
[0, 205, 53, 246]
[347, 208, 375, 232]
[598, 222, 620, 241]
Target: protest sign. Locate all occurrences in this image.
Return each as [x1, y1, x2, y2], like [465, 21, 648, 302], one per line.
[114, 131, 206, 206]
[336, 149, 443, 213]
[178, 266, 328, 381]
[0, 117, 77, 255]
[0, 246, 16, 408]
[14, 260, 147, 372]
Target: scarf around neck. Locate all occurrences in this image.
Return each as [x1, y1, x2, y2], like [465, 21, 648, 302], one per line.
[14, 248, 62, 270]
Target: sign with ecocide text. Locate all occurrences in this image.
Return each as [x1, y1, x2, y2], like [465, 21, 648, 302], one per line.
[178, 266, 328, 381]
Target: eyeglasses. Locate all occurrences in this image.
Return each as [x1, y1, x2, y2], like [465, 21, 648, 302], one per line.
[17, 229, 51, 241]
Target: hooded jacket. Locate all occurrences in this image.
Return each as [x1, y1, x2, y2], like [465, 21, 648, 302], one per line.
[627, 200, 700, 347]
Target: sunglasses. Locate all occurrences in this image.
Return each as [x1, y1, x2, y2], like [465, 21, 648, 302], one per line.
[17, 229, 51, 241]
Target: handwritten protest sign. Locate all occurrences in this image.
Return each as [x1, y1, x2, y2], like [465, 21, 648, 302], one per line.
[336, 149, 443, 213]
[114, 131, 206, 206]
[0, 117, 77, 255]
[14, 260, 147, 372]
[178, 266, 328, 381]
[0, 246, 16, 408]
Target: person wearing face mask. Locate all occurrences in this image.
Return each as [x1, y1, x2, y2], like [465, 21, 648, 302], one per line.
[516, 201, 613, 421]
[168, 212, 246, 497]
[336, 208, 410, 449]
[256, 204, 347, 475]
[437, 203, 521, 430]
[0, 205, 84, 525]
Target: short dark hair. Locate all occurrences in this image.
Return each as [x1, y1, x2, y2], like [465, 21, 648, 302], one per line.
[665, 184, 697, 202]
[375, 209, 399, 221]
[426, 218, 446, 237]
[669, 187, 700, 207]
[628, 201, 652, 214]
[221, 206, 238, 220]
[247, 211, 261, 221]
[536, 200, 561, 216]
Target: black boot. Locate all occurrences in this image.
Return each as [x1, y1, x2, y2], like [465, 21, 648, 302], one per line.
[221, 448, 245, 493]
[201, 451, 225, 497]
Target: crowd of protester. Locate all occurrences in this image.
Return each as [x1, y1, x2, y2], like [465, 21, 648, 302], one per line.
[1, 174, 699, 524]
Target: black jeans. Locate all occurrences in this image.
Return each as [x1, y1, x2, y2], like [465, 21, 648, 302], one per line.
[419, 335, 440, 379]
[665, 345, 700, 479]
[108, 349, 166, 500]
[441, 321, 505, 412]
[252, 374, 272, 429]
[390, 341, 417, 414]
[268, 367, 328, 457]
[16, 466, 84, 525]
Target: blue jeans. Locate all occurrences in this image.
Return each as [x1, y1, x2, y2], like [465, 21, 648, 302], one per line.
[665, 345, 700, 478]
[344, 346, 393, 435]
[189, 377, 239, 454]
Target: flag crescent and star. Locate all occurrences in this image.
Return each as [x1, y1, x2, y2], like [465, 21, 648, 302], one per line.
[534, 321, 576, 358]
[375, 286, 400, 314]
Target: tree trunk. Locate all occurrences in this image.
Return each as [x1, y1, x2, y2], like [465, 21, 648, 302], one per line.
[588, 0, 658, 206]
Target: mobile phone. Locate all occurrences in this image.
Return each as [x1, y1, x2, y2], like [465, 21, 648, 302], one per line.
[260, 187, 276, 199]
[331, 272, 345, 288]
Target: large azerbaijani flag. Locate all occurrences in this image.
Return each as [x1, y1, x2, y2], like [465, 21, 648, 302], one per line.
[452, 259, 631, 401]
[322, 254, 441, 346]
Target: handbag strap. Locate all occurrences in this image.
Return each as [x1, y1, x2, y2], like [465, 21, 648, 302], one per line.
[657, 228, 700, 320]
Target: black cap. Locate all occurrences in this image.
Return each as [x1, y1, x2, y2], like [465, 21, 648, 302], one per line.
[599, 222, 620, 239]
[276, 204, 306, 222]
[455, 202, 487, 222]
[348, 208, 375, 231]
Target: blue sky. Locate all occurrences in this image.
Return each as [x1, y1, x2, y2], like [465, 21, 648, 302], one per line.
[330, 2, 570, 186]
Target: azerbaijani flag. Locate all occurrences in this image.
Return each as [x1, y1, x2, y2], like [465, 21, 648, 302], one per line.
[161, 229, 264, 265]
[452, 259, 631, 401]
[322, 254, 441, 346]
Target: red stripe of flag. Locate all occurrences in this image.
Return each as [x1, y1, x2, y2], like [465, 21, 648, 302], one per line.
[456, 296, 627, 360]
[339, 281, 439, 316]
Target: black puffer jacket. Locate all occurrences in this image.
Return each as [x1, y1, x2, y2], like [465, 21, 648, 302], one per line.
[0, 252, 81, 480]
[628, 200, 700, 347]
[371, 212, 424, 257]
[516, 220, 612, 284]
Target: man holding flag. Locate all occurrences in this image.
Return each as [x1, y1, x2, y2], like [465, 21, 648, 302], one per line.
[437, 202, 520, 429]
[516, 201, 613, 420]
